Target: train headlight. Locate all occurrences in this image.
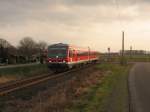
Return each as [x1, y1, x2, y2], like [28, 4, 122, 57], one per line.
[49, 60, 52, 62]
[63, 60, 66, 63]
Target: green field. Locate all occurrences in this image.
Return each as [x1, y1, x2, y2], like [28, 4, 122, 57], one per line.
[103, 55, 150, 62]
[126, 55, 150, 62]
[67, 63, 130, 112]
[0, 64, 49, 78]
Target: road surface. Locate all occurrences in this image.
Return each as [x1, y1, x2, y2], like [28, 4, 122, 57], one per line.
[129, 62, 150, 112]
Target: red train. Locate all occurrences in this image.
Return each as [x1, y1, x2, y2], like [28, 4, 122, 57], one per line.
[47, 43, 99, 71]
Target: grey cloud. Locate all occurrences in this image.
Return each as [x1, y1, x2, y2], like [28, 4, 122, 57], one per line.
[0, 0, 58, 22]
[0, 0, 150, 51]
[0, 0, 149, 27]
[62, 0, 140, 6]
[63, 0, 114, 6]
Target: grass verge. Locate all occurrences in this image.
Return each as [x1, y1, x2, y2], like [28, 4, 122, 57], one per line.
[66, 63, 131, 112]
[0, 64, 49, 78]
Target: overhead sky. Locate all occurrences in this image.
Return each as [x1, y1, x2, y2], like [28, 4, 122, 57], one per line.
[0, 0, 150, 52]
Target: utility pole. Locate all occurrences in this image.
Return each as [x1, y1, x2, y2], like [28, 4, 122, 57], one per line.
[122, 31, 124, 58]
[121, 31, 126, 65]
[108, 47, 110, 62]
[130, 46, 132, 58]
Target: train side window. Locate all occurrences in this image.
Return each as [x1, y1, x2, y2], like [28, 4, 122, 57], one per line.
[73, 50, 76, 57]
[69, 50, 73, 57]
[77, 51, 88, 56]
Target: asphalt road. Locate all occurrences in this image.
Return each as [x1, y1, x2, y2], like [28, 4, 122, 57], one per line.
[129, 62, 150, 112]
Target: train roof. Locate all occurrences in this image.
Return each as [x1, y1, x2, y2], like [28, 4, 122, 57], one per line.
[48, 43, 98, 52]
[48, 43, 88, 49]
[48, 43, 68, 47]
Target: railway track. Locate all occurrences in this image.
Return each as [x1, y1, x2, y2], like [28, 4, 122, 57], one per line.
[0, 64, 96, 96]
[0, 71, 71, 96]
[0, 74, 49, 96]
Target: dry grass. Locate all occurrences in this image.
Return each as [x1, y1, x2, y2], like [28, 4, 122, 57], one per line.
[0, 76, 17, 84]
[1, 66, 105, 112]
[31, 67, 104, 112]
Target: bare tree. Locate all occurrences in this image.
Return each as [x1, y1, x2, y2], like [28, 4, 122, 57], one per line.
[0, 38, 9, 63]
[37, 41, 48, 64]
[18, 37, 37, 62]
[37, 41, 47, 51]
[0, 38, 11, 48]
[0, 38, 17, 63]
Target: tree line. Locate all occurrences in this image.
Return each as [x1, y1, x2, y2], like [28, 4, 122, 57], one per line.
[0, 37, 48, 64]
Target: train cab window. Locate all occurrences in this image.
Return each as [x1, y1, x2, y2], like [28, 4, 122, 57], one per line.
[48, 47, 67, 58]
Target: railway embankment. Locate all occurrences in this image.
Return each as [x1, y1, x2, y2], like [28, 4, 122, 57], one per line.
[0, 63, 131, 112]
[66, 63, 131, 112]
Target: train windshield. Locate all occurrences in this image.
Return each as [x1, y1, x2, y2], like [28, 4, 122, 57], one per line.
[48, 47, 67, 58]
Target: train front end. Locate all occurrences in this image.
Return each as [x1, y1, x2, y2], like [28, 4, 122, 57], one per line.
[47, 43, 69, 71]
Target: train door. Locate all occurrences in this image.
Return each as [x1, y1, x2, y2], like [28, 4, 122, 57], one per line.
[88, 47, 90, 62]
[69, 49, 73, 62]
[69, 49, 77, 62]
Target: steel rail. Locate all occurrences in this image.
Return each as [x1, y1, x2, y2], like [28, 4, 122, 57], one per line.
[0, 72, 67, 96]
[0, 64, 95, 96]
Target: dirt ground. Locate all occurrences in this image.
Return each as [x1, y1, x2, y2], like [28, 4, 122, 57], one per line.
[1, 65, 105, 112]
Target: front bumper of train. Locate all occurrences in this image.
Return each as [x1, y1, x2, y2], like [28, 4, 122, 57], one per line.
[47, 62, 69, 69]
